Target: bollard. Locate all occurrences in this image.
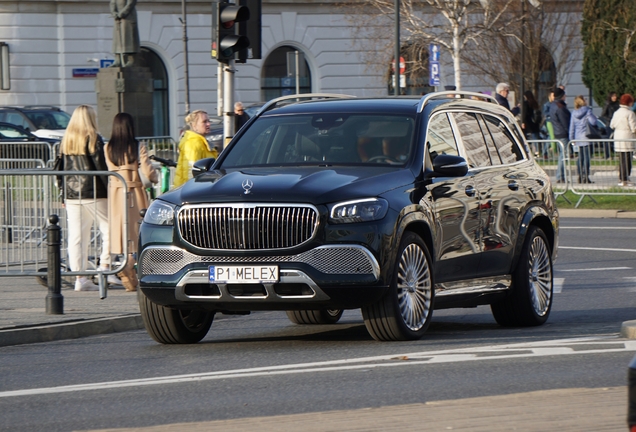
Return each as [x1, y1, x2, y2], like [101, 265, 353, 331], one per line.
[629, 354, 636, 431]
[45, 214, 63, 315]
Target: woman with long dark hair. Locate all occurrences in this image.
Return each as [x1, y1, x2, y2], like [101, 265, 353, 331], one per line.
[522, 90, 542, 156]
[104, 112, 158, 291]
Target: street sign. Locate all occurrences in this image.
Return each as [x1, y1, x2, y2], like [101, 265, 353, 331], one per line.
[429, 61, 440, 87]
[392, 56, 405, 74]
[100, 59, 115, 68]
[391, 74, 406, 88]
[429, 44, 440, 62]
[72, 68, 99, 78]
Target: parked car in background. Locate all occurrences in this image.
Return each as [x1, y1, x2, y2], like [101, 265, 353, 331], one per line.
[0, 106, 70, 141]
[0, 121, 57, 163]
[137, 92, 559, 345]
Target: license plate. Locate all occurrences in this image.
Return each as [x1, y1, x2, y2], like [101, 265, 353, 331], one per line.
[209, 265, 279, 284]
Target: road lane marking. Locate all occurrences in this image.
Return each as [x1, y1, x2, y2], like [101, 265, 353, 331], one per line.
[1, 336, 634, 399]
[553, 278, 564, 293]
[557, 267, 632, 272]
[560, 246, 636, 253]
[560, 227, 636, 229]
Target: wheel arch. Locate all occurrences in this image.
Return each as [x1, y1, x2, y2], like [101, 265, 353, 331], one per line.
[511, 206, 556, 271]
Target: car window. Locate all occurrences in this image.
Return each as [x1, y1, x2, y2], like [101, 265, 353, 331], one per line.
[426, 112, 458, 161]
[0, 112, 29, 129]
[482, 114, 524, 164]
[0, 124, 29, 139]
[452, 112, 491, 168]
[24, 110, 70, 129]
[476, 114, 502, 165]
[221, 114, 415, 168]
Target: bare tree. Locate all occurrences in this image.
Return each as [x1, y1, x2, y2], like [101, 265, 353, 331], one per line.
[342, 0, 527, 90]
[464, 1, 582, 101]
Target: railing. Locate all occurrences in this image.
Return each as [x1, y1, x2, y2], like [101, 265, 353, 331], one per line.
[528, 138, 636, 207]
[0, 170, 128, 303]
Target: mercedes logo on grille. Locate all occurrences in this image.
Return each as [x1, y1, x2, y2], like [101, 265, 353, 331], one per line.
[242, 179, 253, 194]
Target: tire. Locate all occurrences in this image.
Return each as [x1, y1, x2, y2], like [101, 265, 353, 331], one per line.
[286, 309, 344, 325]
[491, 225, 553, 327]
[138, 288, 214, 344]
[362, 232, 434, 341]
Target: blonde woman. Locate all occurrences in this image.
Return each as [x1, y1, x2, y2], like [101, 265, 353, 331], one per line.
[173, 110, 218, 187]
[59, 105, 112, 291]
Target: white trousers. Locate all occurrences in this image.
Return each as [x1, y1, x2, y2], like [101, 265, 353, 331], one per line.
[65, 198, 110, 272]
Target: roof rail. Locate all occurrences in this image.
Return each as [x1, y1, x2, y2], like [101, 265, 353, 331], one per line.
[418, 91, 498, 112]
[259, 93, 357, 115]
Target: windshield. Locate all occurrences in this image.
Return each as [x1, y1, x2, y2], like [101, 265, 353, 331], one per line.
[24, 110, 71, 129]
[221, 113, 415, 168]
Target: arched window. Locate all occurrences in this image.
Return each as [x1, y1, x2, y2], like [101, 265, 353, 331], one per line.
[139, 47, 169, 137]
[261, 46, 312, 100]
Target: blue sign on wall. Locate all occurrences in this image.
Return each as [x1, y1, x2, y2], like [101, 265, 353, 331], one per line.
[72, 68, 99, 78]
[429, 61, 440, 87]
[100, 59, 115, 68]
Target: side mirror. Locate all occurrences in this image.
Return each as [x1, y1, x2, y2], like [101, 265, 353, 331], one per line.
[432, 154, 468, 177]
[192, 157, 216, 178]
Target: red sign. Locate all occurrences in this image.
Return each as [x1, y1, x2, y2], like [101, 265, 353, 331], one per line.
[392, 57, 406, 74]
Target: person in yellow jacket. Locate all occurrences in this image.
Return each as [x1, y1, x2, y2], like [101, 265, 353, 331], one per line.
[173, 109, 218, 187]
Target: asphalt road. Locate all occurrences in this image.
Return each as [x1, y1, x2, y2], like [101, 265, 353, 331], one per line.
[0, 217, 635, 431]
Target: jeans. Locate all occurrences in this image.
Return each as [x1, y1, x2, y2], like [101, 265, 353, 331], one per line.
[577, 145, 591, 181]
[556, 138, 567, 182]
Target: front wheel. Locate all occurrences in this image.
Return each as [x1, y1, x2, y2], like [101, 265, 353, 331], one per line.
[491, 225, 553, 327]
[362, 232, 434, 341]
[138, 288, 214, 344]
[286, 309, 344, 325]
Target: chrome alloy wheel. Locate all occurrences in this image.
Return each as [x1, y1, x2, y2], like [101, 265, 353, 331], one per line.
[396, 243, 433, 331]
[528, 234, 552, 317]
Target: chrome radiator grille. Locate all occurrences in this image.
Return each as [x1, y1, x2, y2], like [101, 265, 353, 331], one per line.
[177, 204, 318, 250]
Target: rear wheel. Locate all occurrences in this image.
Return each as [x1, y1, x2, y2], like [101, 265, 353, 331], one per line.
[138, 288, 214, 344]
[362, 232, 434, 341]
[286, 309, 344, 325]
[491, 225, 553, 327]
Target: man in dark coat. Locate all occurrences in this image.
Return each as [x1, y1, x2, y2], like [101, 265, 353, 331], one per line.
[495, 83, 520, 116]
[234, 102, 250, 132]
[549, 87, 570, 183]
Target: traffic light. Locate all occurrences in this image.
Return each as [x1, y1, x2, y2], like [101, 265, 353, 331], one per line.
[237, 0, 261, 63]
[212, 1, 250, 62]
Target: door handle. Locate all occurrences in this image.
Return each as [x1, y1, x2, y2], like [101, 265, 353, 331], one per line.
[508, 181, 519, 191]
[465, 185, 476, 197]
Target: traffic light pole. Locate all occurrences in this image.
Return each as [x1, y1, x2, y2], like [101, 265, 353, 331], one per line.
[223, 59, 236, 147]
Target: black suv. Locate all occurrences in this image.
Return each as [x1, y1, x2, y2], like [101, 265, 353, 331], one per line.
[138, 92, 559, 344]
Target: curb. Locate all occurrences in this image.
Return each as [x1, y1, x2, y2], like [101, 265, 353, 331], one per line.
[558, 209, 636, 219]
[622, 320, 636, 339]
[0, 314, 144, 347]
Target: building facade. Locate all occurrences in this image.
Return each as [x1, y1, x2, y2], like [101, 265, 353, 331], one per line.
[0, 0, 588, 139]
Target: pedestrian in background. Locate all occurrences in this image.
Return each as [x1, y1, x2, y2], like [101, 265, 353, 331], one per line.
[600, 92, 620, 125]
[569, 95, 597, 184]
[234, 102, 250, 131]
[610, 93, 636, 186]
[59, 105, 111, 292]
[173, 110, 218, 187]
[522, 90, 542, 156]
[549, 87, 570, 183]
[104, 112, 158, 291]
[495, 83, 520, 116]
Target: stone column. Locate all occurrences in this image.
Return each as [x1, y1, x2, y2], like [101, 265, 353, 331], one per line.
[95, 66, 154, 139]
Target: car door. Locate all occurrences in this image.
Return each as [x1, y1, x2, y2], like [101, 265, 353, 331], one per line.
[424, 112, 482, 284]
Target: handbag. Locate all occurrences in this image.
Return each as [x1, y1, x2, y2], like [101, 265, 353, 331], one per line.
[586, 118, 602, 139]
[53, 153, 64, 190]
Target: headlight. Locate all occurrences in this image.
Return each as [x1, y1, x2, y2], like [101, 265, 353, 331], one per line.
[143, 200, 176, 226]
[329, 198, 389, 224]
[208, 133, 223, 142]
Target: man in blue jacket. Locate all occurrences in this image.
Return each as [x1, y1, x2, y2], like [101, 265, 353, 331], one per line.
[549, 87, 570, 183]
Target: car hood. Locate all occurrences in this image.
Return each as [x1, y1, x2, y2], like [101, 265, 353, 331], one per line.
[164, 166, 415, 206]
[32, 129, 65, 140]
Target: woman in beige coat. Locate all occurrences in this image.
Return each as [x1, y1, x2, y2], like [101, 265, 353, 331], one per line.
[105, 112, 158, 291]
[610, 93, 636, 186]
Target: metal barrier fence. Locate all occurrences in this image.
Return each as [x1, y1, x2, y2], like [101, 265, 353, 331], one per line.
[0, 141, 54, 166]
[528, 138, 636, 207]
[0, 170, 128, 300]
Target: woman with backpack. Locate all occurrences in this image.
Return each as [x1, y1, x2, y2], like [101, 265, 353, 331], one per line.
[569, 95, 597, 184]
